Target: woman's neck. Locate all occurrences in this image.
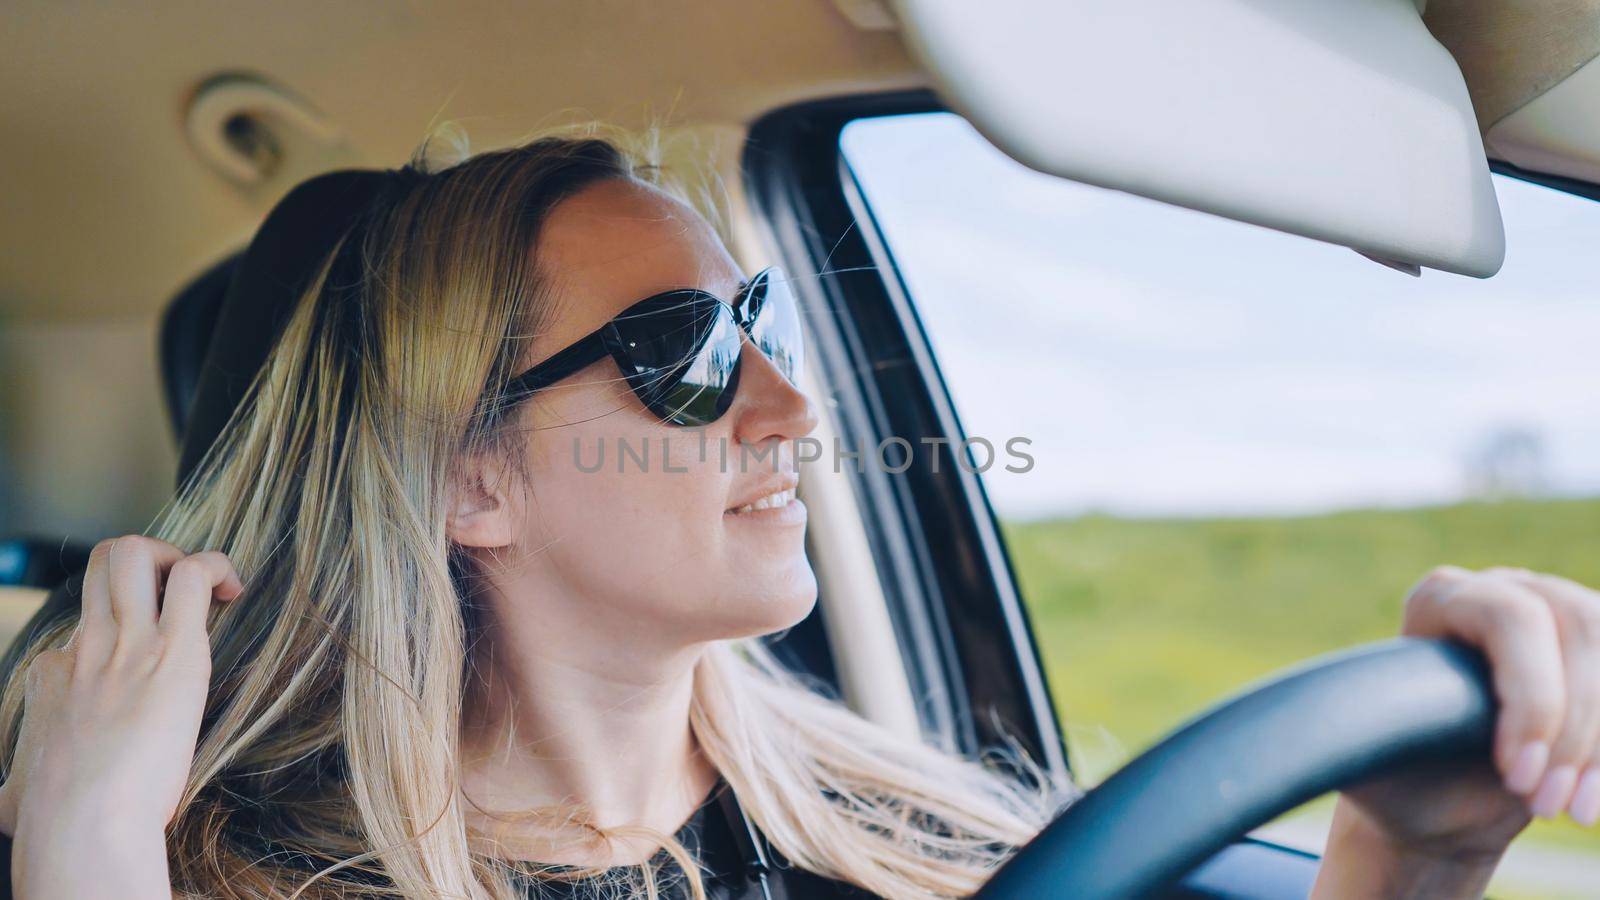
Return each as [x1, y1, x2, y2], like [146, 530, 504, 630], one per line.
[458, 619, 720, 866]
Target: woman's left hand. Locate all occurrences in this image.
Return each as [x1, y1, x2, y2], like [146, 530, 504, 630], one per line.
[1336, 564, 1600, 869]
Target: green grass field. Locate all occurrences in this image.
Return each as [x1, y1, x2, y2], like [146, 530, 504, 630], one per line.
[1002, 496, 1600, 892]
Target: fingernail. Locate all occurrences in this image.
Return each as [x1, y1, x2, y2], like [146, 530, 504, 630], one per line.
[1570, 770, 1600, 827]
[1530, 764, 1578, 819]
[1506, 741, 1549, 795]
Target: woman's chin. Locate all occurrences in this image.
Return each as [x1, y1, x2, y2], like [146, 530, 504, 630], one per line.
[716, 569, 819, 640]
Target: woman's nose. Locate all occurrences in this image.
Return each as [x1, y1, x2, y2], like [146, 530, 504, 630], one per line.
[729, 338, 819, 445]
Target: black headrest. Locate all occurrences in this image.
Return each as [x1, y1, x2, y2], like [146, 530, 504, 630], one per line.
[165, 170, 402, 487]
[159, 252, 241, 441]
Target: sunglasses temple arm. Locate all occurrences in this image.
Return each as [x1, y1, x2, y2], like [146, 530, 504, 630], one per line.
[499, 332, 611, 404]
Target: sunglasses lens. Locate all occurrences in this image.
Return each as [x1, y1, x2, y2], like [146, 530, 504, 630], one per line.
[611, 293, 742, 426]
[744, 270, 804, 386]
[608, 270, 803, 428]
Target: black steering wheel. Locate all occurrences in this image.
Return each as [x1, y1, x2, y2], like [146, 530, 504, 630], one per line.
[976, 638, 1496, 898]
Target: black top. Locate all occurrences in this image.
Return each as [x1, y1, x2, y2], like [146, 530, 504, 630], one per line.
[519, 777, 877, 900]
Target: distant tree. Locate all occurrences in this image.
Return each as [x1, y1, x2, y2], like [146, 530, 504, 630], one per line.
[1463, 425, 1548, 498]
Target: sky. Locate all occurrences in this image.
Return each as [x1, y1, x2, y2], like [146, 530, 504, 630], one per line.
[840, 113, 1600, 521]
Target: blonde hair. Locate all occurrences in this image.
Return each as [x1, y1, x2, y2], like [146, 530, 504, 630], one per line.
[0, 125, 1078, 899]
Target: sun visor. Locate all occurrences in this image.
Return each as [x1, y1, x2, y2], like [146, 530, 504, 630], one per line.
[889, 0, 1507, 277]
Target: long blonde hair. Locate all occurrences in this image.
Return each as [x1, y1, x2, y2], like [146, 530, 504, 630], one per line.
[0, 126, 1077, 899]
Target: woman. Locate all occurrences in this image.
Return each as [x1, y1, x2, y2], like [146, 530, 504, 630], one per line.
[0, 130, 1593, 899]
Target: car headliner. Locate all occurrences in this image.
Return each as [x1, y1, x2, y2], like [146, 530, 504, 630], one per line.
[0, 0, 1596, 323]
[0, 0, 921, 321]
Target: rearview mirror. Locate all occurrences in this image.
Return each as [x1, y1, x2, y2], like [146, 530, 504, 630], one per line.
[890, 0, 1506, 277]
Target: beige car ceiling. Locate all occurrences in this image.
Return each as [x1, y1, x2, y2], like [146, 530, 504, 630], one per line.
[0, 1, 920, 322]
[2, 0, 1597, 325]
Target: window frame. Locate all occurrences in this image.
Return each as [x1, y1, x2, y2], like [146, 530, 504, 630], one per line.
[744, 89, 1069, 780]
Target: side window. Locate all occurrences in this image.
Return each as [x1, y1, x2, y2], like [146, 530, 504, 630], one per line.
[841, 111, 1600, 896]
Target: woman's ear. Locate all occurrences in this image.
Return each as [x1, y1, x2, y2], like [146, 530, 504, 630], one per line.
[446, 455, 521, 549]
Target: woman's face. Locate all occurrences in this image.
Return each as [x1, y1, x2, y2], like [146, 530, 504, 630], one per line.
[457, 178, 820, 652]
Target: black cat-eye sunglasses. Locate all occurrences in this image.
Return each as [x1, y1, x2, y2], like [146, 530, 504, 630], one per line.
[499, 266, 803, 426]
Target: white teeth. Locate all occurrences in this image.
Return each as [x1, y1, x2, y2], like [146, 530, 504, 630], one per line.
[730, 488, 795, 514]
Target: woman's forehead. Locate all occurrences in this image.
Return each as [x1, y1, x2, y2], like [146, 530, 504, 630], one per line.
[534, 179, 742, 347]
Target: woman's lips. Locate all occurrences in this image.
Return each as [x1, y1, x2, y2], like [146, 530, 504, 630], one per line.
[724, 489, 807, 526]
[727, 487, 796, 514]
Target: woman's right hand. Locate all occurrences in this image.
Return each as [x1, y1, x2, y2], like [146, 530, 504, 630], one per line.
[0, 536, 240, 898]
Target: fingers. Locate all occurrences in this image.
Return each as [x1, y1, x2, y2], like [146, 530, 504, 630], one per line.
[77, 540, 117, 653]
[1404, 564, 1600, 827]
[1402, 566, 1566, 796]
[80, 536, 185, 653]
[1576, 757, 1600, 827]
[156, 551, 242, 641]
[1494, 568, 1600, 825]
[107, 536, 186, 640]
[78, 537, 239, 665]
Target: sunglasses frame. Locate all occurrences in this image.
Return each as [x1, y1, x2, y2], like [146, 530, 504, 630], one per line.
[499, 266, 797, 426]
